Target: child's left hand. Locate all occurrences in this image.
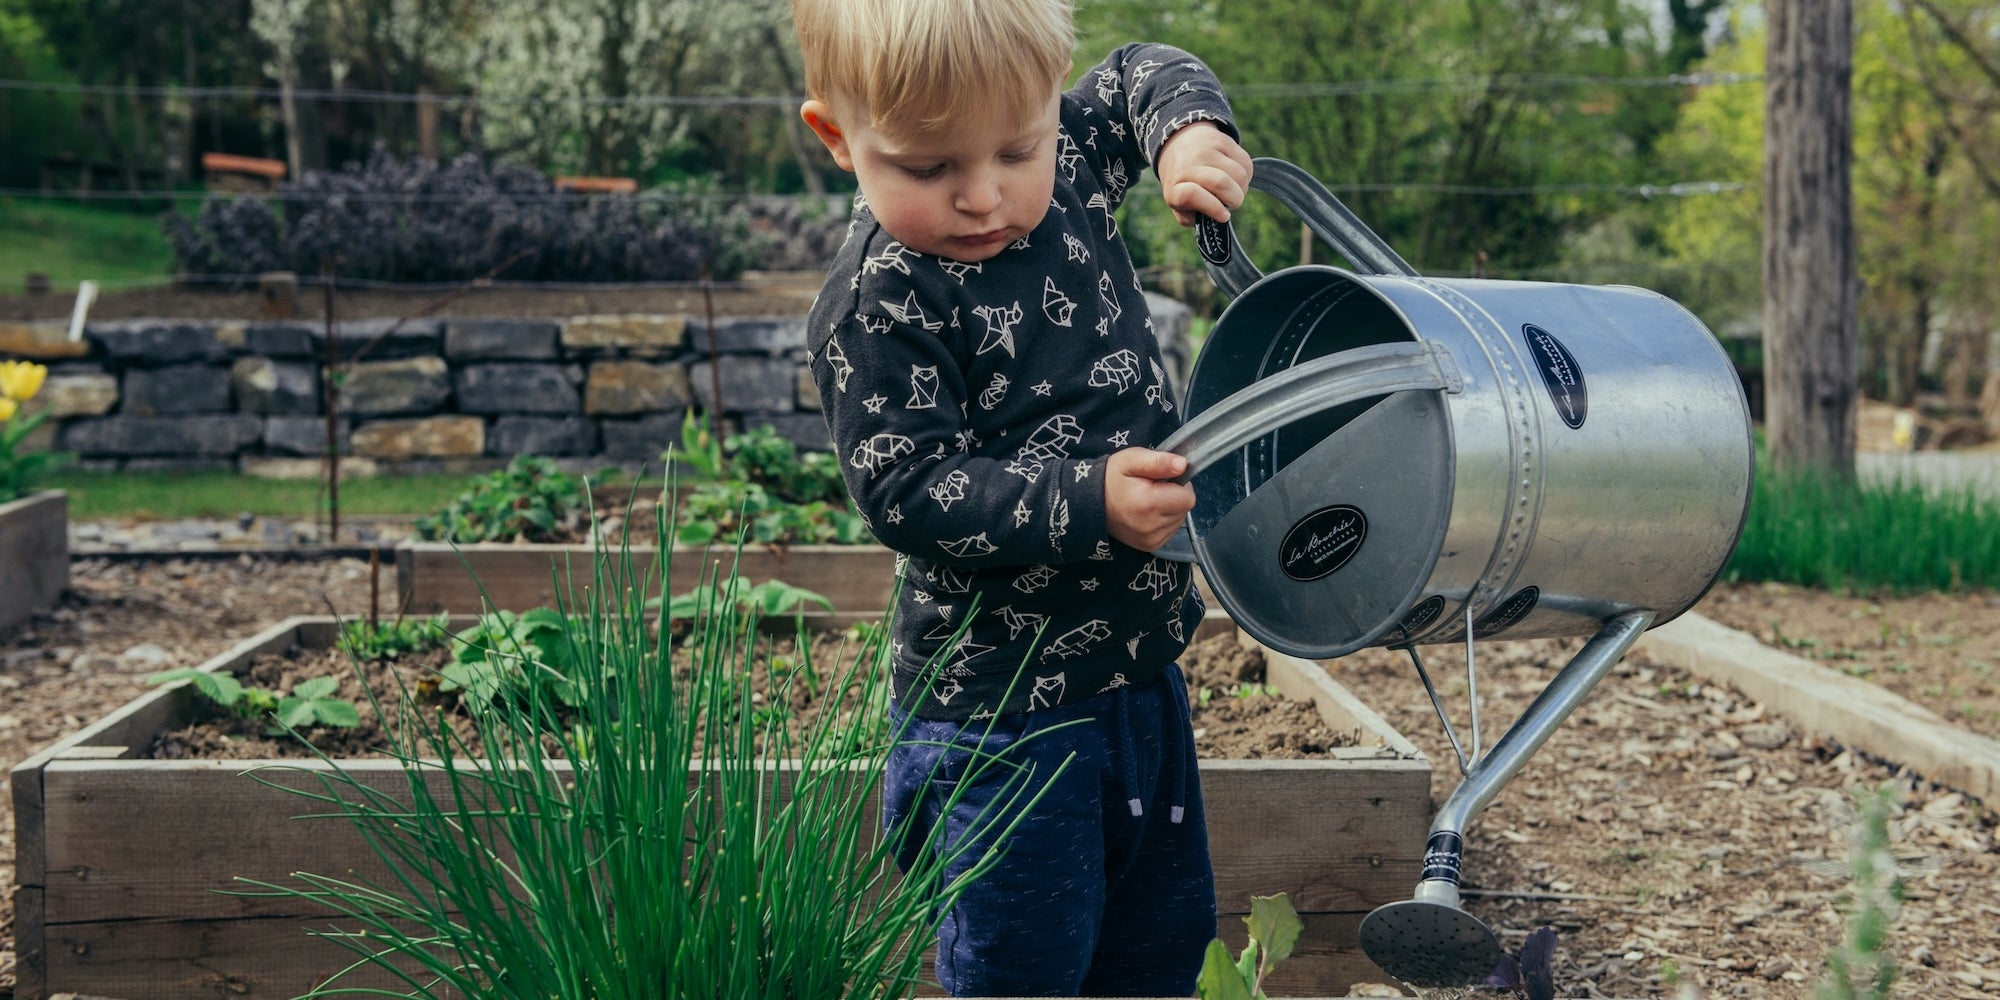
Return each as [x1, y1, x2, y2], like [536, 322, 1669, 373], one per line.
[1155, 122, 1253, 228]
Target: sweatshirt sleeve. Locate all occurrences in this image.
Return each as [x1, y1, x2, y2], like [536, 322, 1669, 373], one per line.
[1068, 42, 1239, 212]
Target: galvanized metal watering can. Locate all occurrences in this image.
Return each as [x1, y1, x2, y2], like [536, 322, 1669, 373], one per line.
[1157, 158, 1754, 987]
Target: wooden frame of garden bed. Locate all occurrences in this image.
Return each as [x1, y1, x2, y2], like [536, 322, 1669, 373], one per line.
[12, 613, 1431, 1000]
[0, 490, 68, 631]
[395, 538, 905, 615]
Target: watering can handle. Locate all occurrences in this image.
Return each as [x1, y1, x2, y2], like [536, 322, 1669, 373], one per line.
[1152, 341, 1460, 563]
[1159, 341, 1463, 485]
[1194, 157, 1419, 297]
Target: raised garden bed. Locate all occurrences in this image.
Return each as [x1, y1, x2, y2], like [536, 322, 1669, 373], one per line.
[12, 612, 1431, 1000]
[0, 490, 67, 631]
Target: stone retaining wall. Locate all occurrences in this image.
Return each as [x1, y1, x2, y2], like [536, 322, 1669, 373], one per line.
[0, 295, 1194, 476]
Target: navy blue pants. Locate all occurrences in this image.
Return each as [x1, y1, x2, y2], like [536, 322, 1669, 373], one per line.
[882, 665, 1217, 997]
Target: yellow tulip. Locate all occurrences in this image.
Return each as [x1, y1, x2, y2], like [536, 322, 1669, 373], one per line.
[0, 396, 16, 422]
[0, 360, 49, 402]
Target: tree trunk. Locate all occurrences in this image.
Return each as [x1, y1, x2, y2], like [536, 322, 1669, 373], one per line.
[280, 73, 303, 182]
[418, 84, 439, 163]
[1763, 0, 1858, 476]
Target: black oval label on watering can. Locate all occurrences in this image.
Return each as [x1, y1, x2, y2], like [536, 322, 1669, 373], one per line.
[1279, 504, 1367, 581]
[1473, 586, 1540, 638]
[1387, 594, 1447, 644]
[1522, 324, 1587, 429]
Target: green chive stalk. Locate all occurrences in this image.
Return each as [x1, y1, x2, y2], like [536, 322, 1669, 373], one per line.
[240, 466, 1065, 998]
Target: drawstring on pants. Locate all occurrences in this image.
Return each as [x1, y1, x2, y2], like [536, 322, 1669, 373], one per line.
[1112, 674, 1192, 824]
[1165, 669, 1191, 824]
[1114, 684, 1143, 817]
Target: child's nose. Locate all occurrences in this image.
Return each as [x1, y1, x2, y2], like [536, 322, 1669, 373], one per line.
[955, 171, 1003, 216]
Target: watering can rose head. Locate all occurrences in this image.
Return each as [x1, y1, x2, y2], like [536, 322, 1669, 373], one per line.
[0, 360, 67, 503]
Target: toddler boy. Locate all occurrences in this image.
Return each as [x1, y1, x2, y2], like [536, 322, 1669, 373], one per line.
[792, 0, 1252, 993]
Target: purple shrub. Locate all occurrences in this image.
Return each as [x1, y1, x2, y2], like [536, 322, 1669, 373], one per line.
[160, 147, 783, 288]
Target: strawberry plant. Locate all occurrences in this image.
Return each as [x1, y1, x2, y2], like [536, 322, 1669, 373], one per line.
[413, 455, 601, 543]
[337, 613, 452, 660]
[147, 669, 361, 735]
[674, 413, 871, 546]
[442, 607, 586, 707]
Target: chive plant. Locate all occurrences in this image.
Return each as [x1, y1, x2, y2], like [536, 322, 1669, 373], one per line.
[240, 471, 1068, 998]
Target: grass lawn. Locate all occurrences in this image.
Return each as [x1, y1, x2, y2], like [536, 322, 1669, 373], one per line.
[0, 198, 176, 293]
[48, 470, 490, 521]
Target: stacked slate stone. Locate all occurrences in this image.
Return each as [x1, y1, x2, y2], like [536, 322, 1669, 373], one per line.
[0, 293, 1192, 474]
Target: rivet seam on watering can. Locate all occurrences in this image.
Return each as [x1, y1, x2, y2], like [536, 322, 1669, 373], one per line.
[1522, 323, 1588, 429]
[1421, 279, 1542, 616]
[1278, 504, 1367, 582]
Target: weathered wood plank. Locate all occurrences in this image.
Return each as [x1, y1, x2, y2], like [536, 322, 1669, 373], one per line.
[0, 490, 68, 630]
[14, 885, 46, 1000]
[43, 752, 1423, 921]
[395, 541, 903, 615]
[38, 909, 1378, 1000]
[39, 914, 465, 1000]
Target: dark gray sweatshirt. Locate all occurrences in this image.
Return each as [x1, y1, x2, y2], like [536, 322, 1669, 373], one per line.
[805, 43, 1236, 721]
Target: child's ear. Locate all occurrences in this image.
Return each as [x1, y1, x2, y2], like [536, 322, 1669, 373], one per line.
[801, 100, 855, 172]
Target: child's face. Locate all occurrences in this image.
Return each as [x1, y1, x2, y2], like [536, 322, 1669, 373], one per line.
[804, 89, 1062, 263]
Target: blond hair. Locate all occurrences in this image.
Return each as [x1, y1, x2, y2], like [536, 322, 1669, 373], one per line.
[792, 0, 1074, 136]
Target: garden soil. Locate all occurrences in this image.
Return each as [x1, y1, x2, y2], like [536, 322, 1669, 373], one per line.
[2, 556, 1996, 998]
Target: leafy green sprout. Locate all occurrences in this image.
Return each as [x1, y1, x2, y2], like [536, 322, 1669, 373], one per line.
[412, 454, 609, 544]
[1196, 892, 1303, 1000]
[1194, 682, 1281, 707]
[147, 668, 361, 735]
[441, 606, 588, 708]
[336, 613, 452, 661]
[672, 411, 872, 546]
[1818, 783, 1904, 1000]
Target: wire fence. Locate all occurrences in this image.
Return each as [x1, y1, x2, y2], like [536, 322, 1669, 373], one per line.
[0, 70, 1762, 106]
[0, 181, 1754, 204]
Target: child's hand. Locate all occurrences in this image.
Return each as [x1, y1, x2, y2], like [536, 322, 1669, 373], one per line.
[1155, 122, 1253, 228]
[1105, 447, 1196, 552]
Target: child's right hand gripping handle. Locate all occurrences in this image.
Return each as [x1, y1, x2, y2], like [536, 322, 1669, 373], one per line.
[1189, 157, 1422, 299]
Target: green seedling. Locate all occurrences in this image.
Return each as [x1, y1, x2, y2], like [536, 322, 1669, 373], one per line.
[660, 577, 833, 623]
[337, 613, 451, 660]
[413, 454, 604, 543]
[673, 412, 873, 546]
[1818, 783, 1903, 1000]
[147, 669, 361, 734]
[443, 606, 586, 707]
[1196, 892, 1302, 1000]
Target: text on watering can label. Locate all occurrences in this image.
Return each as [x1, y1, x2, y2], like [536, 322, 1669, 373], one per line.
[1523, 324, 1588, 429]
[1279, 504, 1367, 582]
